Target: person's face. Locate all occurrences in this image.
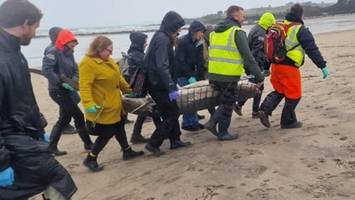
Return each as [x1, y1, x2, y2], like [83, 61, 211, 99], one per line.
[172, 28, 182, 39]
[66, 41, 78, 50]
[20, 20, 40, 46]
[232, 10, 246, 25]
[99, 44, 113, 61]
[194, 31, 205, 42]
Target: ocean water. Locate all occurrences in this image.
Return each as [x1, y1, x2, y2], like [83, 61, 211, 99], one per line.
[22, 14, 355, 69]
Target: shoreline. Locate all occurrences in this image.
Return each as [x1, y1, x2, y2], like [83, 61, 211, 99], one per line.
[28, 28, 355, 71]
[34, 13, 355, 38]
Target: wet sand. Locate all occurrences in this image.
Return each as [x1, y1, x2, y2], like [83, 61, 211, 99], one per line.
[31, 29, 355, 200]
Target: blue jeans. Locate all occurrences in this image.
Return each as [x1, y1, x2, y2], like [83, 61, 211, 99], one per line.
[177, 77, 199, 128]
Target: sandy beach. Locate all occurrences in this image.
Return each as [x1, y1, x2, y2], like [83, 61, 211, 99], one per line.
[30, 29, 355, 200]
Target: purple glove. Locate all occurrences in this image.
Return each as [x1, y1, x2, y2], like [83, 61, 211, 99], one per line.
[168, 90, 179, 101]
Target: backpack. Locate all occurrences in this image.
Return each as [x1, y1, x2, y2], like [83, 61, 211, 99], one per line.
[118, 52, 130, 81]
[264, 23, 300, 64]
[118, 52, 148, 97]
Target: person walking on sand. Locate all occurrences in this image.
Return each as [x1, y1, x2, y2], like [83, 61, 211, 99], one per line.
[204, 5, 264, 140]
[144, 11, 191, 156]
[42, 29, 93, 156]
[175, 20, 206, 132]
[45, 26, 77, 135]
[234, 12, 276, 118]
[0, 1, 77, 199]
[126, 32, 162, 144]
[258, 4, 329, 129]
[80, 36, 144, 172]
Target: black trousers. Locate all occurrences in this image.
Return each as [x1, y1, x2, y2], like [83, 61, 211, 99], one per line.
[132, 114, 162, 137]
[210, 81, 238, 134]
[87, 120, 130, 156]
[49, 90, 92, 147]
[260, 91, 301, 126]
[147, 85, 181, 148]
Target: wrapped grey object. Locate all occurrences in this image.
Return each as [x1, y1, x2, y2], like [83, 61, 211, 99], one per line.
[122, 80, 260, 115]
[176, 80, 260, 114]
[122, 95, 156, 116]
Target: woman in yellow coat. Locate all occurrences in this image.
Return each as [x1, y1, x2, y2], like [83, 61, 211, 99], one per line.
[79, 36, 144, 172]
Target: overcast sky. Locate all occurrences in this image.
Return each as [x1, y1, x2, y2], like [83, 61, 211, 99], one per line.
[0, 0, 336, 29]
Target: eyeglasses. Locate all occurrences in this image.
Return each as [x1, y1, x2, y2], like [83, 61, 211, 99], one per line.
[104, 48, 113, 54]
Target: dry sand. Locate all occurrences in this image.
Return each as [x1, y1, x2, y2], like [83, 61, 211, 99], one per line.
[30, 29, 355, 200]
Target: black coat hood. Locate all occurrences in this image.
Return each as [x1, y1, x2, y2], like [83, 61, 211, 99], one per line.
[128, 32, 147, 53]
[160, 11, 185, 34]
[285, 13, 304, 25]
[48, 27, 62, 44]
[188, 20, 206, 35]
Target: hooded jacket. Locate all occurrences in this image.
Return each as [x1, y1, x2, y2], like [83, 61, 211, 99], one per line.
[175, 21, 206, 80]
[127, 32, 147, 80]
[42, 29, 79, 91]
[283, 13, 326, 69]
[145, 11, 185, 92]
[248, 12, 276, 71]
[209, 18, 264, 82]
[44, 27, 62, 55]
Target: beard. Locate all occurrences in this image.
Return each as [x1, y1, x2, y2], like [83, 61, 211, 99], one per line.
[20, 35, 33, 46]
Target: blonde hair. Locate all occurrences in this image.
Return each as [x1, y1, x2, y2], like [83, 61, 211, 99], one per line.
[87, 36, 113, 57]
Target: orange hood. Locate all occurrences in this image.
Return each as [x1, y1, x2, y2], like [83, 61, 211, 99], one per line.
[55, 29, 77, 51]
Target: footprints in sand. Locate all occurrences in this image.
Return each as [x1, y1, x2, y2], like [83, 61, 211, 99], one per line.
[195, 184, 234, 200]
[291, 171, 355, 199]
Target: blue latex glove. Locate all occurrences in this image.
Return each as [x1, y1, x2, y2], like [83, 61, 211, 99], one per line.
[42, 133, 50, 143]
[86, 105, 102, 113]
[168, 90, 179, 101]
[62, 83, 76, 92]
[322, 67, 329, 79]
[0, 167, 14, 187]
[188, 77, 197, 84]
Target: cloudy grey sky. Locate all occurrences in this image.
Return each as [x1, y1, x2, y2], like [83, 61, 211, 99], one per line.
[0, 0, 336, 29]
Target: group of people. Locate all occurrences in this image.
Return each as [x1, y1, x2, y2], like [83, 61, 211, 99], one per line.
[0, 0, 329, 199]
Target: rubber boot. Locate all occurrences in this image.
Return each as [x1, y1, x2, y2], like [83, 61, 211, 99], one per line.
[281, 98, 301, 129]
[217, 117, 238, 141]
[48, 125, 67, 156]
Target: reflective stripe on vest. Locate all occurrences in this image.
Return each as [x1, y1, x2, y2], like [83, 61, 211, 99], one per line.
[284, 20, 305, 67]
[208, 26, 245, 76]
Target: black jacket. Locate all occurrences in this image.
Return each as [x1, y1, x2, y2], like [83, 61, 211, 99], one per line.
[145, 11, 185, 92]
[248, 24, 270, 71]
[284, 13, 327, 69]
[0, 28, 46, 170]
[127, 32, 147, 80]
[175, 21, 206, 80]
[208, 18, 264, 82]
[0, 28, 77, 200]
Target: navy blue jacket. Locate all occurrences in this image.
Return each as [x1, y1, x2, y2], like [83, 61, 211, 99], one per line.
[175, 33, 205, 80]
[284, 13, 327, 69]
[127, 32, 147, 80]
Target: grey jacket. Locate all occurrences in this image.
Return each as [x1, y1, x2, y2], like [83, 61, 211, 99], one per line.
[42, 46, 78, 91]
[248, 24, 269, 72]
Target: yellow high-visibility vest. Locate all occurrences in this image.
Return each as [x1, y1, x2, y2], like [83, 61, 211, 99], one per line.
[208, 26, 245, 76]
[284, 20, 305, 67]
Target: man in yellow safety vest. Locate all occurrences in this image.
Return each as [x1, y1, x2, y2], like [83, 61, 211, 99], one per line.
[205, 5, 264, 140]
